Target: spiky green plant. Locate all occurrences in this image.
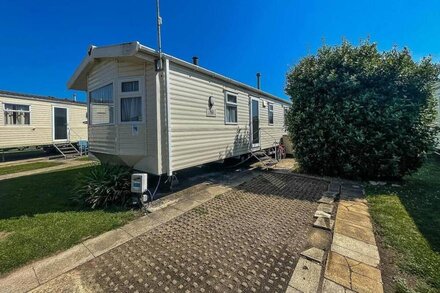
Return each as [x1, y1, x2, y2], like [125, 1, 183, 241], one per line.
[74, 164, 132, 209]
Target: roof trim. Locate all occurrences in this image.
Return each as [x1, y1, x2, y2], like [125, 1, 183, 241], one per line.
[68, 41, 290, 105]
[0, 90, 86, 106]
[67, 42, 141, 90]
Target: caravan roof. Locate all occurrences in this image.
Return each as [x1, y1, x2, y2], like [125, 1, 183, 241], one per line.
[68, 42, 290, 105]
[0, 90, 85, 106]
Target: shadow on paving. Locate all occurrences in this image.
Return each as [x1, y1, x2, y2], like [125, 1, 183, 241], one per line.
[150, 159, 259, 201]
[33, 173, 328, 293]
[234, 172, 328, 201]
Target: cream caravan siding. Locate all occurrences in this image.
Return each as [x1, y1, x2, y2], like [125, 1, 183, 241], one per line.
[0, 95, 87, 149]
[259, 101, 286, 149]
[65, 104, 88, 142]
[168, 62, 288, 171]
[143, 62, 162, 173]
[87, 58, 161, 174]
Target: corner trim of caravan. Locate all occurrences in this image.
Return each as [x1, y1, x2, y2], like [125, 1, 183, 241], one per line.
[165, 58, 173, 176]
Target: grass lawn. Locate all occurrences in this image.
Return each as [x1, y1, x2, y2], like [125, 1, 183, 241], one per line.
[0, 165, 137, 275]
[0, 161, 64, 176]
[366, 156, 440, 292]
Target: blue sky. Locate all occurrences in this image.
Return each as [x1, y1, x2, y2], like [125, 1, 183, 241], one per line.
[0, 0, 439, 102]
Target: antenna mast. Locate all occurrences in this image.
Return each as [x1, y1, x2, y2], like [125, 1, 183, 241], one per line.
[156, 0, 162, 55]
[155, 0, 164, 70]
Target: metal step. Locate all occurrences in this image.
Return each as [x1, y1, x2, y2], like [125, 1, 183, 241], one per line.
[250, 148, 279, 170]
[63, 150, 79, 154]
[58, 146, 74, 149]
[53, 143, 80, 159]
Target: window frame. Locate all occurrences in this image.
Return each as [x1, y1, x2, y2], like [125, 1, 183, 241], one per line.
[120, 96, 143, 123]
[268, 102, 274, 125]
[118, 77, 145, 124]
[3, 103, 31, 126]
[121, 80, 140, 93]
[88, 82, 115, 126]
[224, 91, 238, 125]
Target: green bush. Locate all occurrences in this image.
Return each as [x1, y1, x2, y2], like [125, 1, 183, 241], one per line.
[74, 164, 132, 208]
[285, 41, 440, 179]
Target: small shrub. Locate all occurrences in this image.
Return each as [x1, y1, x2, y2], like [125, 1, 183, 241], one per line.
[74, 164, 132, 208]
[285, 41, 440, 179]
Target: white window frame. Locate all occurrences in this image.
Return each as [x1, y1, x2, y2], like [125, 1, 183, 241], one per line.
[120, 80, 140, 93]
[224, 91, 238, 125]
[88, 82, 115, 126]
[118, 77, 145, 124]
[3, 103, 31, 126]
[268, 102, 274, 125]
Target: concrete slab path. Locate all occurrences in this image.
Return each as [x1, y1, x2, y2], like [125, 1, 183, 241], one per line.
[323, 184, 384, 293]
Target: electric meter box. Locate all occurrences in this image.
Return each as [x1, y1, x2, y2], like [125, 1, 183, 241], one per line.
[131, 173, 148, 194]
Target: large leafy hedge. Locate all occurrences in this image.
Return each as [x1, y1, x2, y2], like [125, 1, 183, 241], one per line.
[285, 41, 439, 179]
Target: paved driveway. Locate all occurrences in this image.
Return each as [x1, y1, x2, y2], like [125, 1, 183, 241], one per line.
[33, 173, 327, 293]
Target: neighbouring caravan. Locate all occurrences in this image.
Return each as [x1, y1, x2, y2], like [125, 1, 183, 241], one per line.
[68, 42, 291, 176]
[0, 90, 88, 150]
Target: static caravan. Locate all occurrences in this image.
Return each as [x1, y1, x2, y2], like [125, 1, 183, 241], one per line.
[0, 90, 88, 155]
[68, 42, 291, 176]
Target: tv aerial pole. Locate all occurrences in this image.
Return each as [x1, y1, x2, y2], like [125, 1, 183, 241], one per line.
[155, 0, 164, 71]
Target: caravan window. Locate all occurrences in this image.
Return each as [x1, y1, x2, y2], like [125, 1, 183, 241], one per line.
[121, 81, 139, 92]
[89, 83, 114, 125]
[225, 93, 238, 124]
[121, 97, 142, 122]
[119, 78, 143, 123]
[268, 103, 274, 125]
[3, 103, 30, 125]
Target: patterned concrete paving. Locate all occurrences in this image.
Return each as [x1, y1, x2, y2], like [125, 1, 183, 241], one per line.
[32, 173, 327, 293]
